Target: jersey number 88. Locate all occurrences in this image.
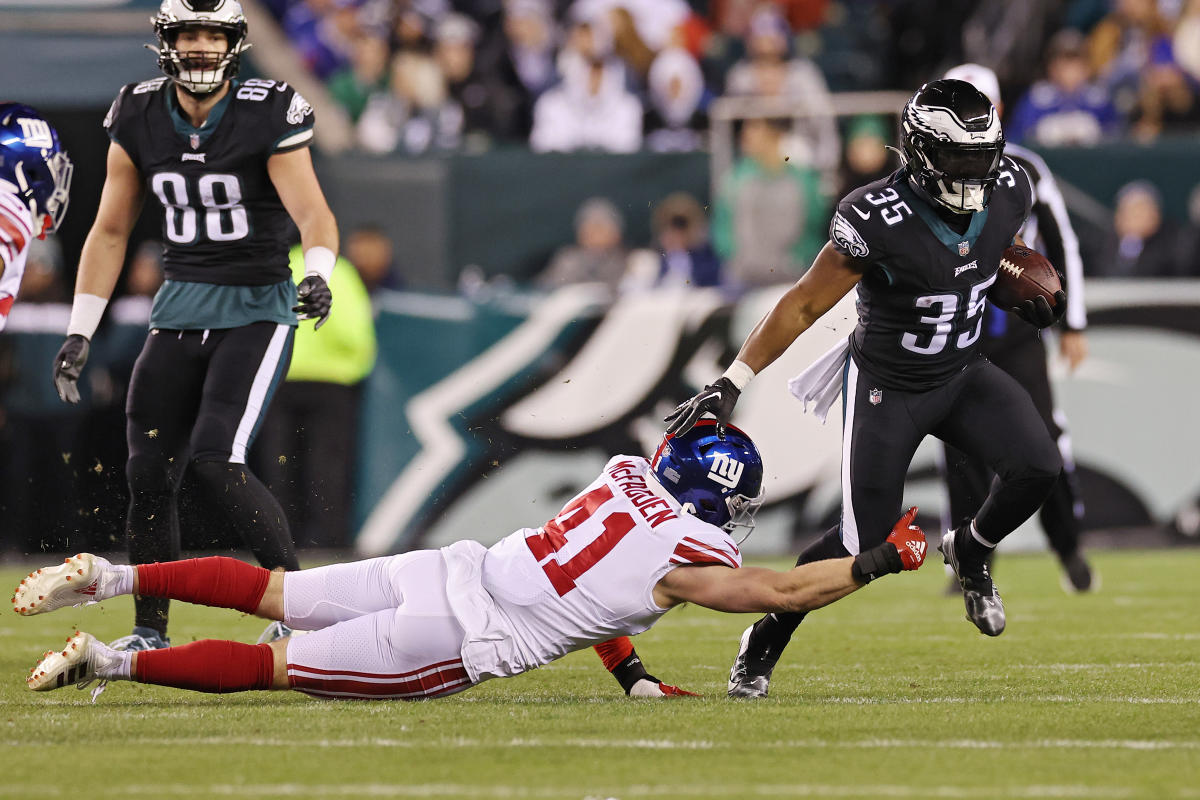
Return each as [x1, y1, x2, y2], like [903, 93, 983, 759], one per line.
[151, 171, 248, 245]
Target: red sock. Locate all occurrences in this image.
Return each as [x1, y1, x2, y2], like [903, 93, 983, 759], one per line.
[136, 557, 270, 614]
[593, 636, 635, 672]
[135, 640, 275, 693]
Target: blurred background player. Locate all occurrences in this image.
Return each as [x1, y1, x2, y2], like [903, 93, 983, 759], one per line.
[17, 424, 927, 702]
[666, 80, 1066, 698]
[0, 103, 73, 331]
[49, 0, 339, 651]
[941, 63, 1095, 593]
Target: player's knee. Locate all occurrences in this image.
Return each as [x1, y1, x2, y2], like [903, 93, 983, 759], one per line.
[126, 454, 174, 494]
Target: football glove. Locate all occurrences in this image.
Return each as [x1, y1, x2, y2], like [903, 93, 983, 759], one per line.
[663, 377, 740, 439]
[886, 506, 927, 571]
[52, 334, 90, 405]
[1013, 290, 1067, 329]
[293, 275, 332, 330]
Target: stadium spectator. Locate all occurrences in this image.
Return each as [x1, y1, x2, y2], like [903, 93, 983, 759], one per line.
[530, 17, 642, 152]
[1175, 0, 1200, 84]
[434, 12, 526, 146]
[537, 197, 630, 290]
[1007, 29, 1121, 145]
[723, 6, 838, 172]
[644, 47, 708, 152]
[471, 0, 560, 140]
[835, 115, 894, 202]
[356, 50, 459, 154]
[644, 192, 723, 289]
[327, 32, 391, 122]
[253, 245, 377, 550]
[282, 0, 359, 80]
[345, 224, 402, 293]
[1100, 179, 1191, 277]
[711, 117, 827, 288]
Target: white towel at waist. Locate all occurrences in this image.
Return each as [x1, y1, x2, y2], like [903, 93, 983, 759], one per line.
[786, 338, 851, 423]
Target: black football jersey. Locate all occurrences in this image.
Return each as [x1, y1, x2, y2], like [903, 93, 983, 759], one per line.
[828, 161, 1034, 391]
[105, 77, 315, 286]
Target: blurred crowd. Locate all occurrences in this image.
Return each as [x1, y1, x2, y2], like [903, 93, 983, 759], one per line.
[262, 0, 1200, 156]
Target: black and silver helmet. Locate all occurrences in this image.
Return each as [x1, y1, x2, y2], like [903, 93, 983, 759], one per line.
[900, 79, 1004, 214]
[150, 0, 250, 96]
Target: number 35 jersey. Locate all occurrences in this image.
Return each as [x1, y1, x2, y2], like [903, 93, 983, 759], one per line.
[448, 455, 741, 681]
[829, 163, 1034, 391]
[105, 77, 315, 286]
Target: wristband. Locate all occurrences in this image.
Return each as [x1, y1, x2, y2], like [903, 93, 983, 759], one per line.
[66, 293, 109, 339]
[303, 246, 336, 284]
[851, 542, 903, 584]
[721, 360, 756, 392]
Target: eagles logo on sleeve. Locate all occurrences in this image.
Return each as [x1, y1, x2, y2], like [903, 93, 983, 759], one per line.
[286, 92, 313, 125]
[831, 211, 870, 259]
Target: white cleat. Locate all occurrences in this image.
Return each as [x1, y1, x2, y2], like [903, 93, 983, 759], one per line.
[11, 553, 115, 616]
[27, 631, 104, 692]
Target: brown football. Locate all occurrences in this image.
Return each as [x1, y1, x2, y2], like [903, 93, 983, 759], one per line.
[991, 245, 1062, 309]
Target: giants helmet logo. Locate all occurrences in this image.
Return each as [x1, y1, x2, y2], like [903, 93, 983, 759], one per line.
[707, 453, 745, 489]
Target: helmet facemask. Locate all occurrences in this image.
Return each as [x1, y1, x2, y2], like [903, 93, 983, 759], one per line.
[900, 79, 1004, 214]
[17, 151, 73, 237]
[150, 0, 250, 96]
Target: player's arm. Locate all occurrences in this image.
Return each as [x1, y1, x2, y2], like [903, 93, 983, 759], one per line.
[268, 146, 339, 328]
[664, 242, 865, 436]
[653, 508, 926, 613]
[53, 142, 144, 403]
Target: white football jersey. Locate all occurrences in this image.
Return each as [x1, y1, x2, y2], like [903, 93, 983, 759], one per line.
[0, 182, 34, 332]
[458, 455, 741, 679]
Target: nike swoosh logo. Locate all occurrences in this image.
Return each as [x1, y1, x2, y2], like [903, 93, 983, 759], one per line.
[851, 206, 870, 220]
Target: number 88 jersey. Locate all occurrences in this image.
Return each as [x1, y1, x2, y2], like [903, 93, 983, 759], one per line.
[104, 77, 314, 286]
[829, 162, 1034, 391]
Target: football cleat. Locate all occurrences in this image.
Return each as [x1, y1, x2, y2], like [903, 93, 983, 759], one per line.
[11, 553, 118, 616]
[256, 620, 308, 644]
[110, 627, 170, 652]
[727, 625, 775, 699]
[1060, 552, 1097, 594]
[27, 631, 114, 693]
[627, 677, 700, 698]
[940, 527, 1006, 636]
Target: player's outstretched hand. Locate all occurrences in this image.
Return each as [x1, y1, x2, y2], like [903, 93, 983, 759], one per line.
[1014, 290, 1067, 329]
[294, 275, 333, 330]
[886, 506, 926, 571]
[663, 377, 740, 439]
[52, 334, 90, 405]
[628, 676, 701, 698]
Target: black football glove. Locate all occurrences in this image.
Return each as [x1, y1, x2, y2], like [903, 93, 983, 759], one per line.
[1013, 290, 1067, 329]
[663, 377, 740, 439]
[293, 275, 333, 330]
[52, 333, 90, 405]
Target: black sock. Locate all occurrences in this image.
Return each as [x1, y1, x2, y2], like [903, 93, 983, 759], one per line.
[956, 520, 997, 564]
[191, 461, 300, 571]
[610, 650, 651, 694]
[127, 489, 179, 636]
[744, 526, 851, 665]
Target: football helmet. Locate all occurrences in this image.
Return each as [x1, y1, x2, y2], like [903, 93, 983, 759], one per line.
[150, 0, 250, 96]
[651, 420, 765, 535]
[0, 104, 73, 238]
[900, 79, 1004, 214]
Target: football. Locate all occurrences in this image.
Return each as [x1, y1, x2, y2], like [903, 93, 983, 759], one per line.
[990, 245, 1063, 310]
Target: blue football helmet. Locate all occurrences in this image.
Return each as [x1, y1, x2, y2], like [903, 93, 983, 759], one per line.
[0, 103, 72, 237]
[651, 420, 765, 534]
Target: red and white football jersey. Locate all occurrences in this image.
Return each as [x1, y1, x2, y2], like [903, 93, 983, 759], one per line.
[0, 183, 35, 332]
[459, 455, 741, 679]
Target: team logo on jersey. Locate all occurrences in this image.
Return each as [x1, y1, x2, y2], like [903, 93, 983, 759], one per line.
[707, 453, 744, 489]
[182, 152, 206, 162]
[869, 388, 883, 405]
[103, 98, 118, 129]
[958, 241, 970, 256]
[831, 212, 869, 259]
[954, 260, 978, 276]
[286, 92, 313, 125]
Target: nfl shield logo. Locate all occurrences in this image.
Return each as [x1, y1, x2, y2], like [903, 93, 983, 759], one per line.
[958, 241, 970, 256]
[869, 388, 883, 406]
[189, 134, 200, 150]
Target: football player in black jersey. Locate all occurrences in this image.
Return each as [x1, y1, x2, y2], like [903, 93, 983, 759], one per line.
[666, 79, 1067, 698]
[50, 0, 339, 651]
[941, 64, 1094, 593]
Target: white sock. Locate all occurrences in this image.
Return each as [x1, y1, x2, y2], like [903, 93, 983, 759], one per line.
[969, 520, 998, 549]
[91, 640, 133, 681]
[106, 563, 135, 599]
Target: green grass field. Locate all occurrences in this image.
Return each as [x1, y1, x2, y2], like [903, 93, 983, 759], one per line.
[2, 550, 1198, 799]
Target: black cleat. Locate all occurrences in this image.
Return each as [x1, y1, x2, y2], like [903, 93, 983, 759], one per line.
[727, 625, 776, 699]
[940, 526, 1005, 636]
[1060, 552, 1097, 593]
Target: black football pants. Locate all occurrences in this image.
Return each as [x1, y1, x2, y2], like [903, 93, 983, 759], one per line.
[124, 322, 299, 635]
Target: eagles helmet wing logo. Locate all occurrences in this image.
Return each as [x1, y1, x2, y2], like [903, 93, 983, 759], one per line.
[286, 92, 313, 125]
[831, 211, 870, 259]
